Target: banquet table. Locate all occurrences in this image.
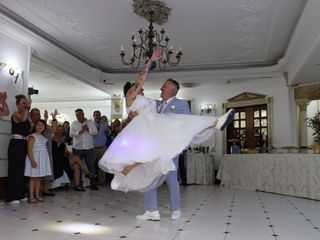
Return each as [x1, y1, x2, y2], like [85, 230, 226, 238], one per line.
[217, 154, 320, 200]
[185, 152, 215, 184]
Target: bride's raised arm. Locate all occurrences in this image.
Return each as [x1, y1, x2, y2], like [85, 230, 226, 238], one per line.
[124, 67, 149, 107]
[126, 48, 163, 100]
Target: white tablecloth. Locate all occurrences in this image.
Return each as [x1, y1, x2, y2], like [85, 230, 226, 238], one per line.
[185, 152, 215, 184]
[217, 154, 320, 200]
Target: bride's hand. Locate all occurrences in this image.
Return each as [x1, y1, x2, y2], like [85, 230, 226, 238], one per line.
[150, 48, 163, 61]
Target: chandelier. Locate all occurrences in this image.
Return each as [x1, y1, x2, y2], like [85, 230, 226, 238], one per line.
[120, 10, 182, 70]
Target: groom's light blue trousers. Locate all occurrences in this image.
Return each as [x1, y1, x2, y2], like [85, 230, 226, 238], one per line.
[143, 156, 180, 212]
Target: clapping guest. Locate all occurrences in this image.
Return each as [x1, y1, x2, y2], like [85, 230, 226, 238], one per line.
[6, 94, 30, 203]
[70, 109, 98, 190]
[0, 91, 9, 116]
[44, 109, 58, 134]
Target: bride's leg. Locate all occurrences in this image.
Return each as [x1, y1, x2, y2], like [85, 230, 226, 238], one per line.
[214, 109, 235, 131]
[111, 163, 142, 191]
[121, 162, 142, 176]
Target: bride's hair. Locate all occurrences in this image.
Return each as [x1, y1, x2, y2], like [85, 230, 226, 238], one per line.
[123, 81, 133, 96]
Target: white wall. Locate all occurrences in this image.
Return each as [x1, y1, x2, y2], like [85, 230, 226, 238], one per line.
[146, 76, 292, 166]
[0, 30, 30, 177]
[31, 99, 112, 125]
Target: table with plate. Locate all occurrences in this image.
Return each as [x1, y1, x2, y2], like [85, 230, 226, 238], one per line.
[184, 152, 215, 184]
[217, 154, 320, 200]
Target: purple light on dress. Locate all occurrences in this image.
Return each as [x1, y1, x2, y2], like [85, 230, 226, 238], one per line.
[120, 138, 129, 146]
[112, 135, 149, 153]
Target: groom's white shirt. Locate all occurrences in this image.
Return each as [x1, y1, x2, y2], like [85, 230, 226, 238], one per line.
[158, 96, 174, 113]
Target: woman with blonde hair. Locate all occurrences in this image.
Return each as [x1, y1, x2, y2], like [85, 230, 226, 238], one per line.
[6, 94, 31, 203]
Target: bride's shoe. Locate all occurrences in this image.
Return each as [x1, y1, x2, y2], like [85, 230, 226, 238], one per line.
[111, 173, 126, 190]
[216, 109, 236, 131]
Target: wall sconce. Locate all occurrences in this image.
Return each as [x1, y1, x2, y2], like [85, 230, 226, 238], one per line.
[201, 104, 215, 114]
[8, 67, 22, 84]
[0, 62, 23, 83]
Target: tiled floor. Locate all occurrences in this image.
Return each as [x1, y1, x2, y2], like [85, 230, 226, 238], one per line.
[1, 185, 320, 240]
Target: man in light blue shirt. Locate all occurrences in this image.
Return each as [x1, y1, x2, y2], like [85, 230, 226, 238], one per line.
[93, 110, 110, 183]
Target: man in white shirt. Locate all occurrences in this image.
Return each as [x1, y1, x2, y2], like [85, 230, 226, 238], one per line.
[70, 109, 98, 190]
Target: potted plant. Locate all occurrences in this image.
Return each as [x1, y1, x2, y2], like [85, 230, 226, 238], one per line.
[306, 111, 320, 152]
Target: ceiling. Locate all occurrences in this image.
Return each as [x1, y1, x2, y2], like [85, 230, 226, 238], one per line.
[29, 57, 111, 102]
[0, 0, 319, 98]
[0, 0, 307, 73]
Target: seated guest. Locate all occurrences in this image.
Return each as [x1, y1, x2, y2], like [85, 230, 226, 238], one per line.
[52, 125, 95, 191]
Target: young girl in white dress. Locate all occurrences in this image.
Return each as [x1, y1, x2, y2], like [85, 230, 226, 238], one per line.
[24, 119, 52, 203]
[99, 49, 235, 192]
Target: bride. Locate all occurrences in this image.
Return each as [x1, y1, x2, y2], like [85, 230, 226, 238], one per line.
[98, 49, 235, 192]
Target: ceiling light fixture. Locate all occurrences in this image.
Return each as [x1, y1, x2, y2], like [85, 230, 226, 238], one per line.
[120, 1, 182, 70]
[181, 82, 200, 88]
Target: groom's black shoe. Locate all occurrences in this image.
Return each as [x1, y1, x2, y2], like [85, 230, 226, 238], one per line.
[216, 109, 236, 131]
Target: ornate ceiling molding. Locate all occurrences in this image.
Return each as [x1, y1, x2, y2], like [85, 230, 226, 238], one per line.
[225, 0, 277, 60]
[0, 3, 104, 70]
[18, 0, 110, 48]
[0, 1, 284, 74]
[225, 0, 275, 12]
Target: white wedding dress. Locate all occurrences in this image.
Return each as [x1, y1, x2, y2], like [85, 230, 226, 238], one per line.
[98, 95, 217, 192]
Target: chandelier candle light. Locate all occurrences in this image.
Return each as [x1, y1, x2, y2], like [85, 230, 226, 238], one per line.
[120, 0, 182, 70]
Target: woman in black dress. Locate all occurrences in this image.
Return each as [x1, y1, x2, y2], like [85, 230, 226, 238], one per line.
[6, 94, 30, 203]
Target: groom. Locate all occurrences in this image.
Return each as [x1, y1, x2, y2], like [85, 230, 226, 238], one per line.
[136, 78, 191, 221]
